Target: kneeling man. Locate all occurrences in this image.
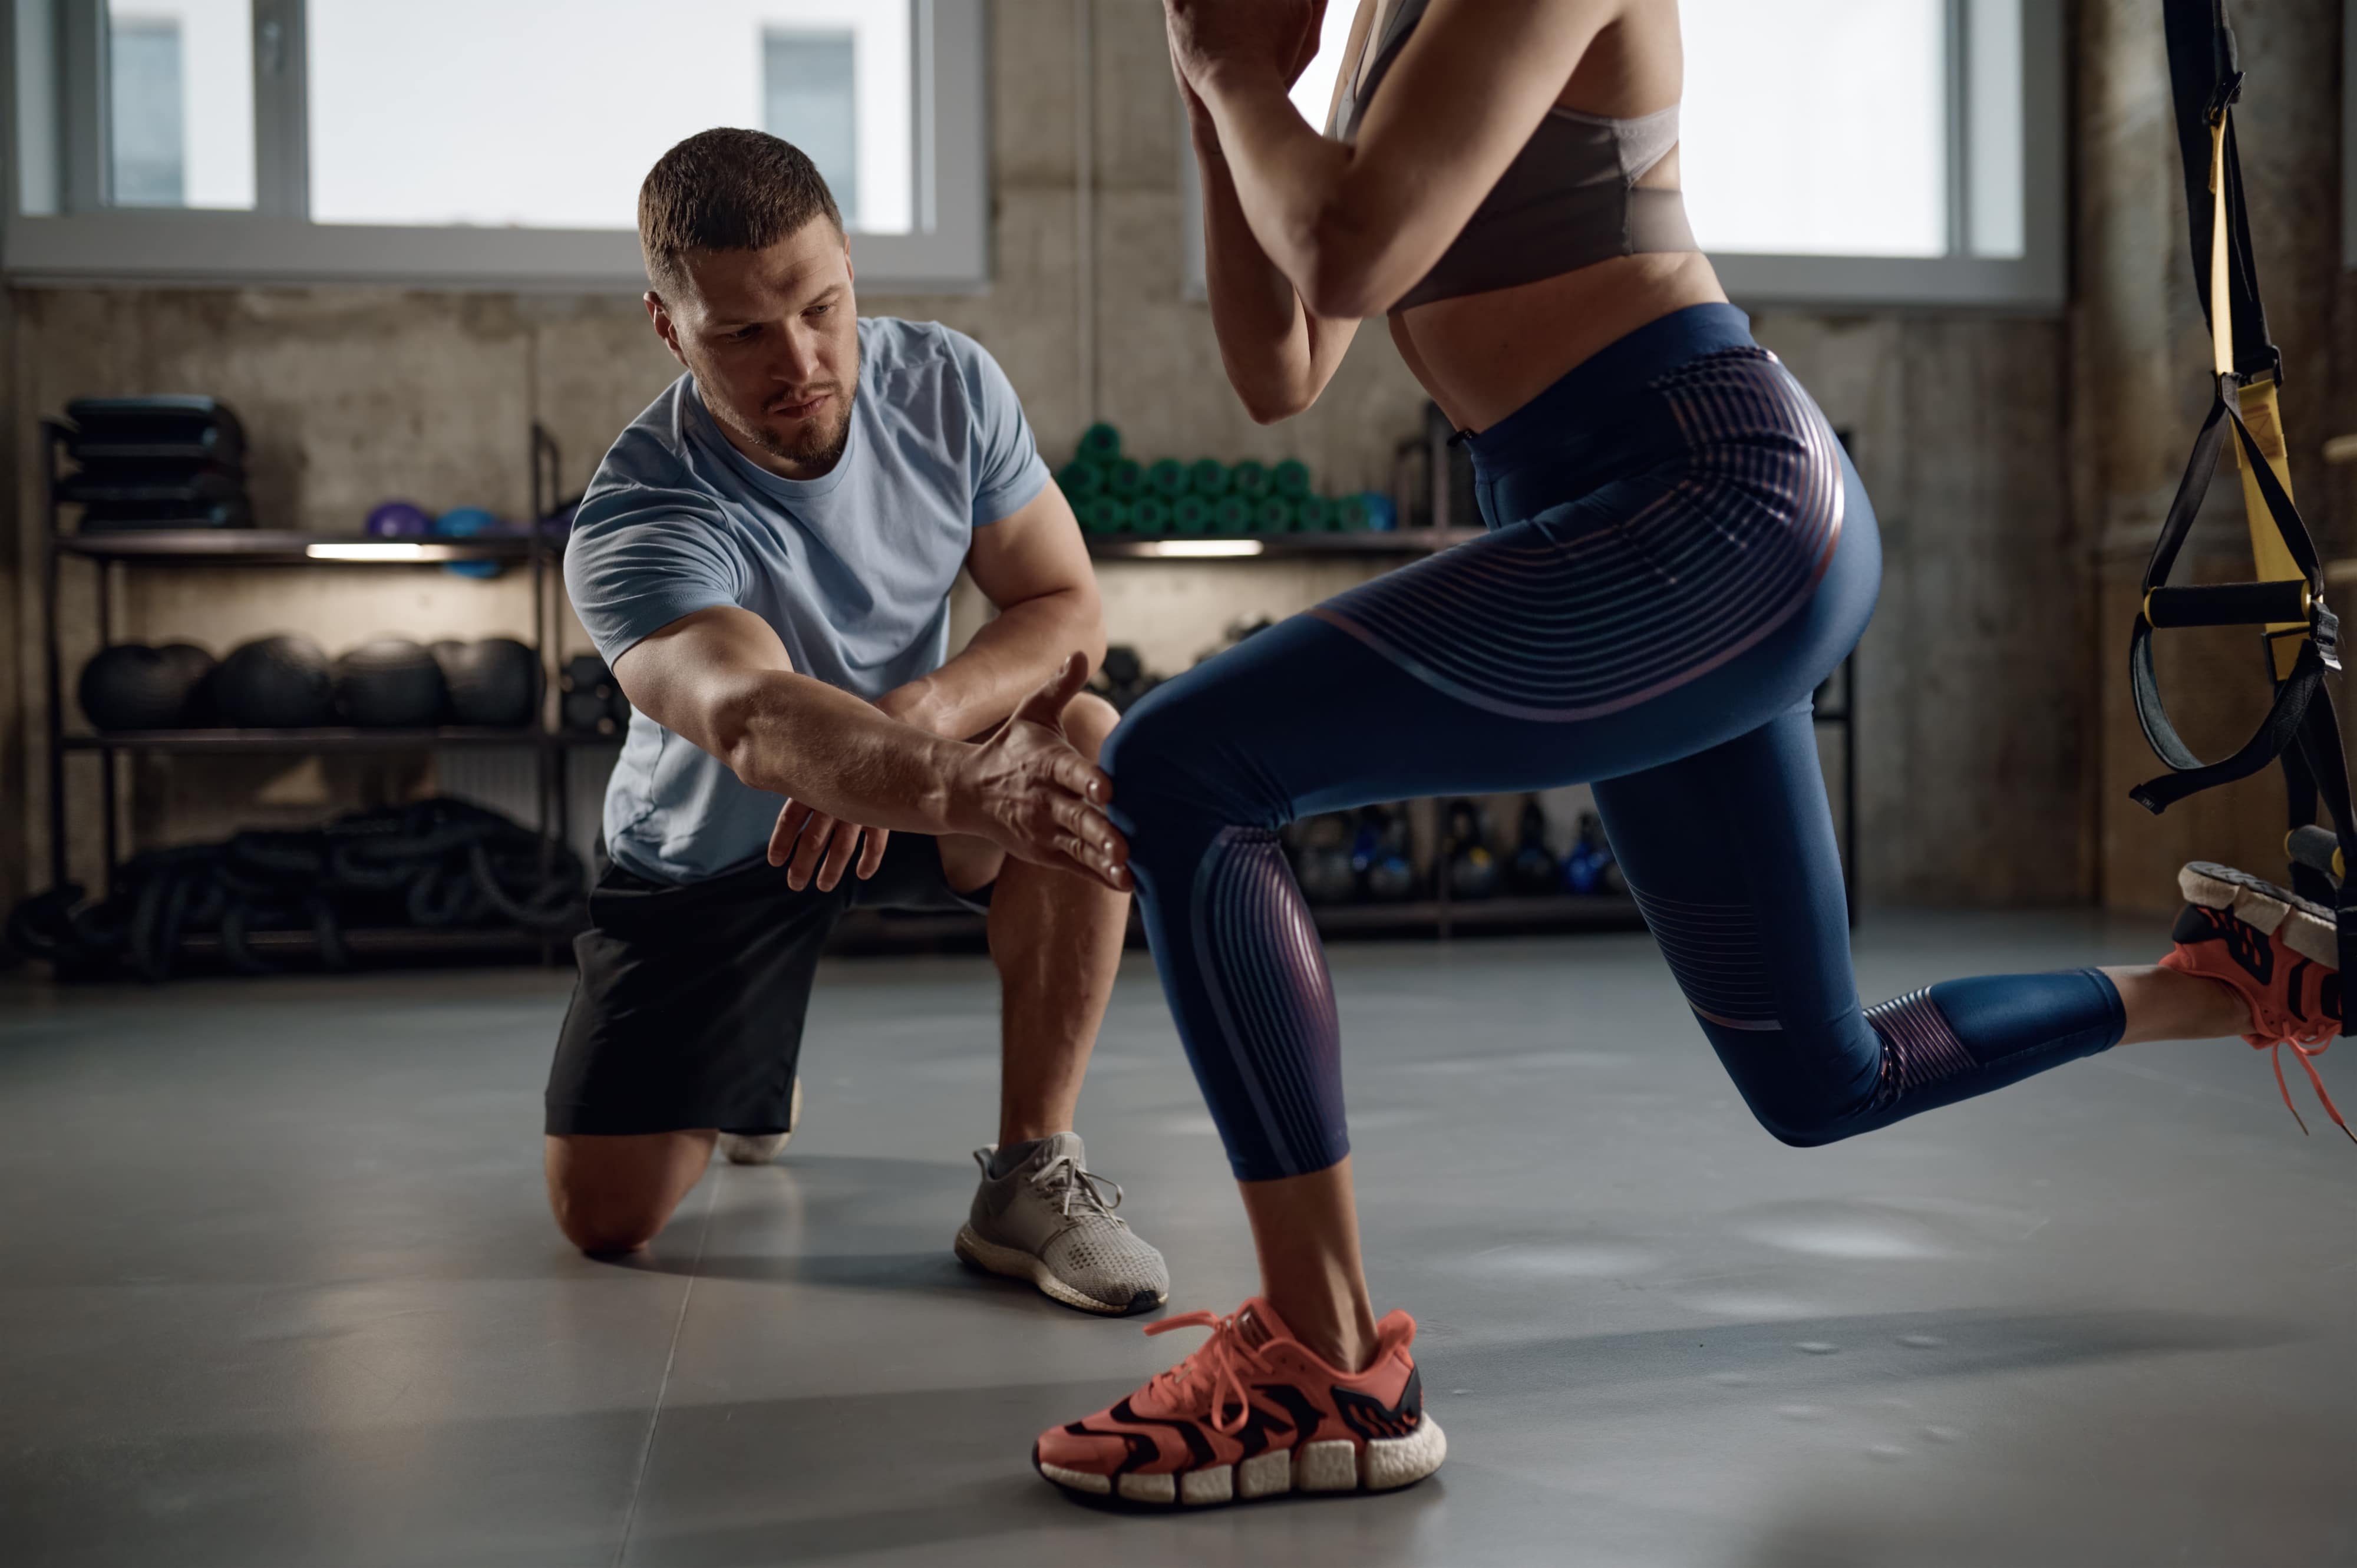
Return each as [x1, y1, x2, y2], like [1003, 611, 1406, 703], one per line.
[546, 128, 1163, 1315]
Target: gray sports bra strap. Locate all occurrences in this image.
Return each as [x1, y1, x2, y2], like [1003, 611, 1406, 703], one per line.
[1559, 103, 1681, 181]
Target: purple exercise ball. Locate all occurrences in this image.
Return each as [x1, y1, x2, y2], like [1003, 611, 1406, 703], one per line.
[365, 500, 433, 538]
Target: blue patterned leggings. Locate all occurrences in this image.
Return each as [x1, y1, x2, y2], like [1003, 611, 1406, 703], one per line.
[1102, 307, 2124, 1182]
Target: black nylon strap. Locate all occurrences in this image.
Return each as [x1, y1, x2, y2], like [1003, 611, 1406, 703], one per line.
[2130, 640, 2327, 812]
[2291, 691, 2357, 989]
[2165, 0, 2276, 379]
[2129, 375, 2334, 803]
[2284, 751, 2332, 906]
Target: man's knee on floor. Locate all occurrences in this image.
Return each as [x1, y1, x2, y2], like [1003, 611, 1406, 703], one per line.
[552, 1193, 671, 1255]
[543, 1131, 712, 1255]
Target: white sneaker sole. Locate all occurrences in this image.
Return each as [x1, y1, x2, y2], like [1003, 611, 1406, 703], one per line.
[1035, 1415, 1447, 1507]
[718, 1079, 804, 1166]
[953, 1224, 1166, 1316]
[2181, 861, 2338, 968]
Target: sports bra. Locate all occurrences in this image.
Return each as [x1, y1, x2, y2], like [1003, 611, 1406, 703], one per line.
[1328, 0, 1699, 311]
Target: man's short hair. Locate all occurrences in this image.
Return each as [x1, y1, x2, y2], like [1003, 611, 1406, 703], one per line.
[638, 127, 843, 294]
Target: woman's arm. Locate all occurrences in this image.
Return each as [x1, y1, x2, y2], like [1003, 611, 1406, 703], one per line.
[1189, 57, 1364, 424]
[1171, 0, 1620, 320]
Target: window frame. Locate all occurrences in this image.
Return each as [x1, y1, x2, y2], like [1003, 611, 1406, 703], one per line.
[2, 0, 989, 293]
[1183, 0, 2065, 313]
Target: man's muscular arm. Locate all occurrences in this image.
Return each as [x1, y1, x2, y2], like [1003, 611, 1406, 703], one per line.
[612, 606, 1127, 889]
[877, 479, 1108, 741]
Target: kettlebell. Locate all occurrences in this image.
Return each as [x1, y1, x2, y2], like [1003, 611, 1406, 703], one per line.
[1289, 813, 1359, 906]
[1352, 803, 1417, 902]
[1443, 797, 1500, 901]
[1564, 811, 1623, 895]
[1508, 795, 1561, 896]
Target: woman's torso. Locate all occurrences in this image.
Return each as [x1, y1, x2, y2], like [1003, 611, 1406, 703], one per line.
[1334, 0, 1726, 433]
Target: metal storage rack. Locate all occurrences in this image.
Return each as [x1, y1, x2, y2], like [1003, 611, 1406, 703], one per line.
[39, 421, 600, 959]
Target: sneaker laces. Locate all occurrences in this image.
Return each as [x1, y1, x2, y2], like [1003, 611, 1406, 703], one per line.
[1033, 1154, 1130, 1227]
[2252, 1033, 2353, 1143]
[1141, 1309, 1272, 1435]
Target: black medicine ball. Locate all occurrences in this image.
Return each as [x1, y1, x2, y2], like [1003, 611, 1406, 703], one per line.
[560, 653, 629, 735]
[335, 638, 448, 728]
[436, 637, 543, 728]
[78, 643, 211, 731]
[214, 635, 336, 728]
[155, 643, 220, 725]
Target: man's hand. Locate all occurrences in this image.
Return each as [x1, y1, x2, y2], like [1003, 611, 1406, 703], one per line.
[763, 681, 949, 890]
[765, 800, 890, 892]
[760, 649, 1127, 896]
[948, 655, 1130, 890]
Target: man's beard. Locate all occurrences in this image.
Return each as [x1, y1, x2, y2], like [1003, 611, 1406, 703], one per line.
[745, 386, 854, 470]
[715, 332, 861, 474]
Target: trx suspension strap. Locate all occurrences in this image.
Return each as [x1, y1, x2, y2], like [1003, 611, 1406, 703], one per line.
[2141, 0, 2353, 1128]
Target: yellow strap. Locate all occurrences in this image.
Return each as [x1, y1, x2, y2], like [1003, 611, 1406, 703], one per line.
[2213, 115, 2307, 679]
[2210, 120, 2233, 377]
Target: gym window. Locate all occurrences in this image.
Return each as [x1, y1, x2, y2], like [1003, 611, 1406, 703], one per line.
[1183, 0, 2064, 312]
[4, 0, 987, 292]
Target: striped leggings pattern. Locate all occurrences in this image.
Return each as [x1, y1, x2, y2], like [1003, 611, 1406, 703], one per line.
[1309, 349, 1844, 721]
[1189, 827, 1345, 1177]
[1627, 885, 1780, 1031]
[1863, 989, 1979, 1111]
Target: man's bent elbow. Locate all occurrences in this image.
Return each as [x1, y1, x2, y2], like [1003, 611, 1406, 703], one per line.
[704, 683, 773, 791]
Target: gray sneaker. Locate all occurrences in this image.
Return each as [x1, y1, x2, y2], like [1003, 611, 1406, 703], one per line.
[954, 1133, 1169, 1315]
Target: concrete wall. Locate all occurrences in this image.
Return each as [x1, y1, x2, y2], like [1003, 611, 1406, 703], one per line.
[5, 0, 2141, 921]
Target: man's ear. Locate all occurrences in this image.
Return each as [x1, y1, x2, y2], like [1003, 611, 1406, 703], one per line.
[644, 291, 689, 368]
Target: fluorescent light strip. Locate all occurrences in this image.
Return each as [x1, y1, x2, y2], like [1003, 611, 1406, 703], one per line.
[305, 542, 465, 562]
[1146, 539, 1264, 558]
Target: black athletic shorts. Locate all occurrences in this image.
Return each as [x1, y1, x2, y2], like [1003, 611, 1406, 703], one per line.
[544, 834, 992, 1136]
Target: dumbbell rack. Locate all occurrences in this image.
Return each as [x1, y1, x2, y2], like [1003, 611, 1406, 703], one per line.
[38, 420, 603, 965]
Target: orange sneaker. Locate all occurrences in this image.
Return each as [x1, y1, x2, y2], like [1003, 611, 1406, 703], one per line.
[2160, 861, 2349, 1140]
[1033, 1298, 1445, 1507]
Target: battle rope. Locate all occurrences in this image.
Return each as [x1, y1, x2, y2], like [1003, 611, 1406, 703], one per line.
[6, 798, 585, 981]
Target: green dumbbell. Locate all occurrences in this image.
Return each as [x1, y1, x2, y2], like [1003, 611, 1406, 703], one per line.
[1080, 422, 1122, 463]
[1106, 458, 1143, 498]
[1287, 496, 1328, 532]
[1255, 496, 1293, 532]
[1131, 496, 1173, 534]
[1147, 458, 1188, 497]
[1082, 497, 1132, 533]
[1057, 459, 1104, 497]
[1232, 460, 1270, 498]
[1332, 494, 1372, 531]
[1173, 494, 1213, 534]
[1213, 496, 1252, 534]
[1273, 458, 1312, 498]
[1189, 459, 1229, 497]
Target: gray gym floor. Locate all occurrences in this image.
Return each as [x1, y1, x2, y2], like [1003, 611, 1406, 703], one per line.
[2, 913, 2351, 1567]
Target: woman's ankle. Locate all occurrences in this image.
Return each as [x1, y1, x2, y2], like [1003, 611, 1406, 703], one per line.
[2108, 962, 2250, 1044]
[1262, 1288, 1380, 1372]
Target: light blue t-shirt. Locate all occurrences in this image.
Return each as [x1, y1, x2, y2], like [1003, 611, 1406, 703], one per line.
[565, 316, 1052, 883]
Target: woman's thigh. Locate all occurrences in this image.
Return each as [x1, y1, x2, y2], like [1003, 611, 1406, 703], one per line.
[1108, 493, 1876, 830]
